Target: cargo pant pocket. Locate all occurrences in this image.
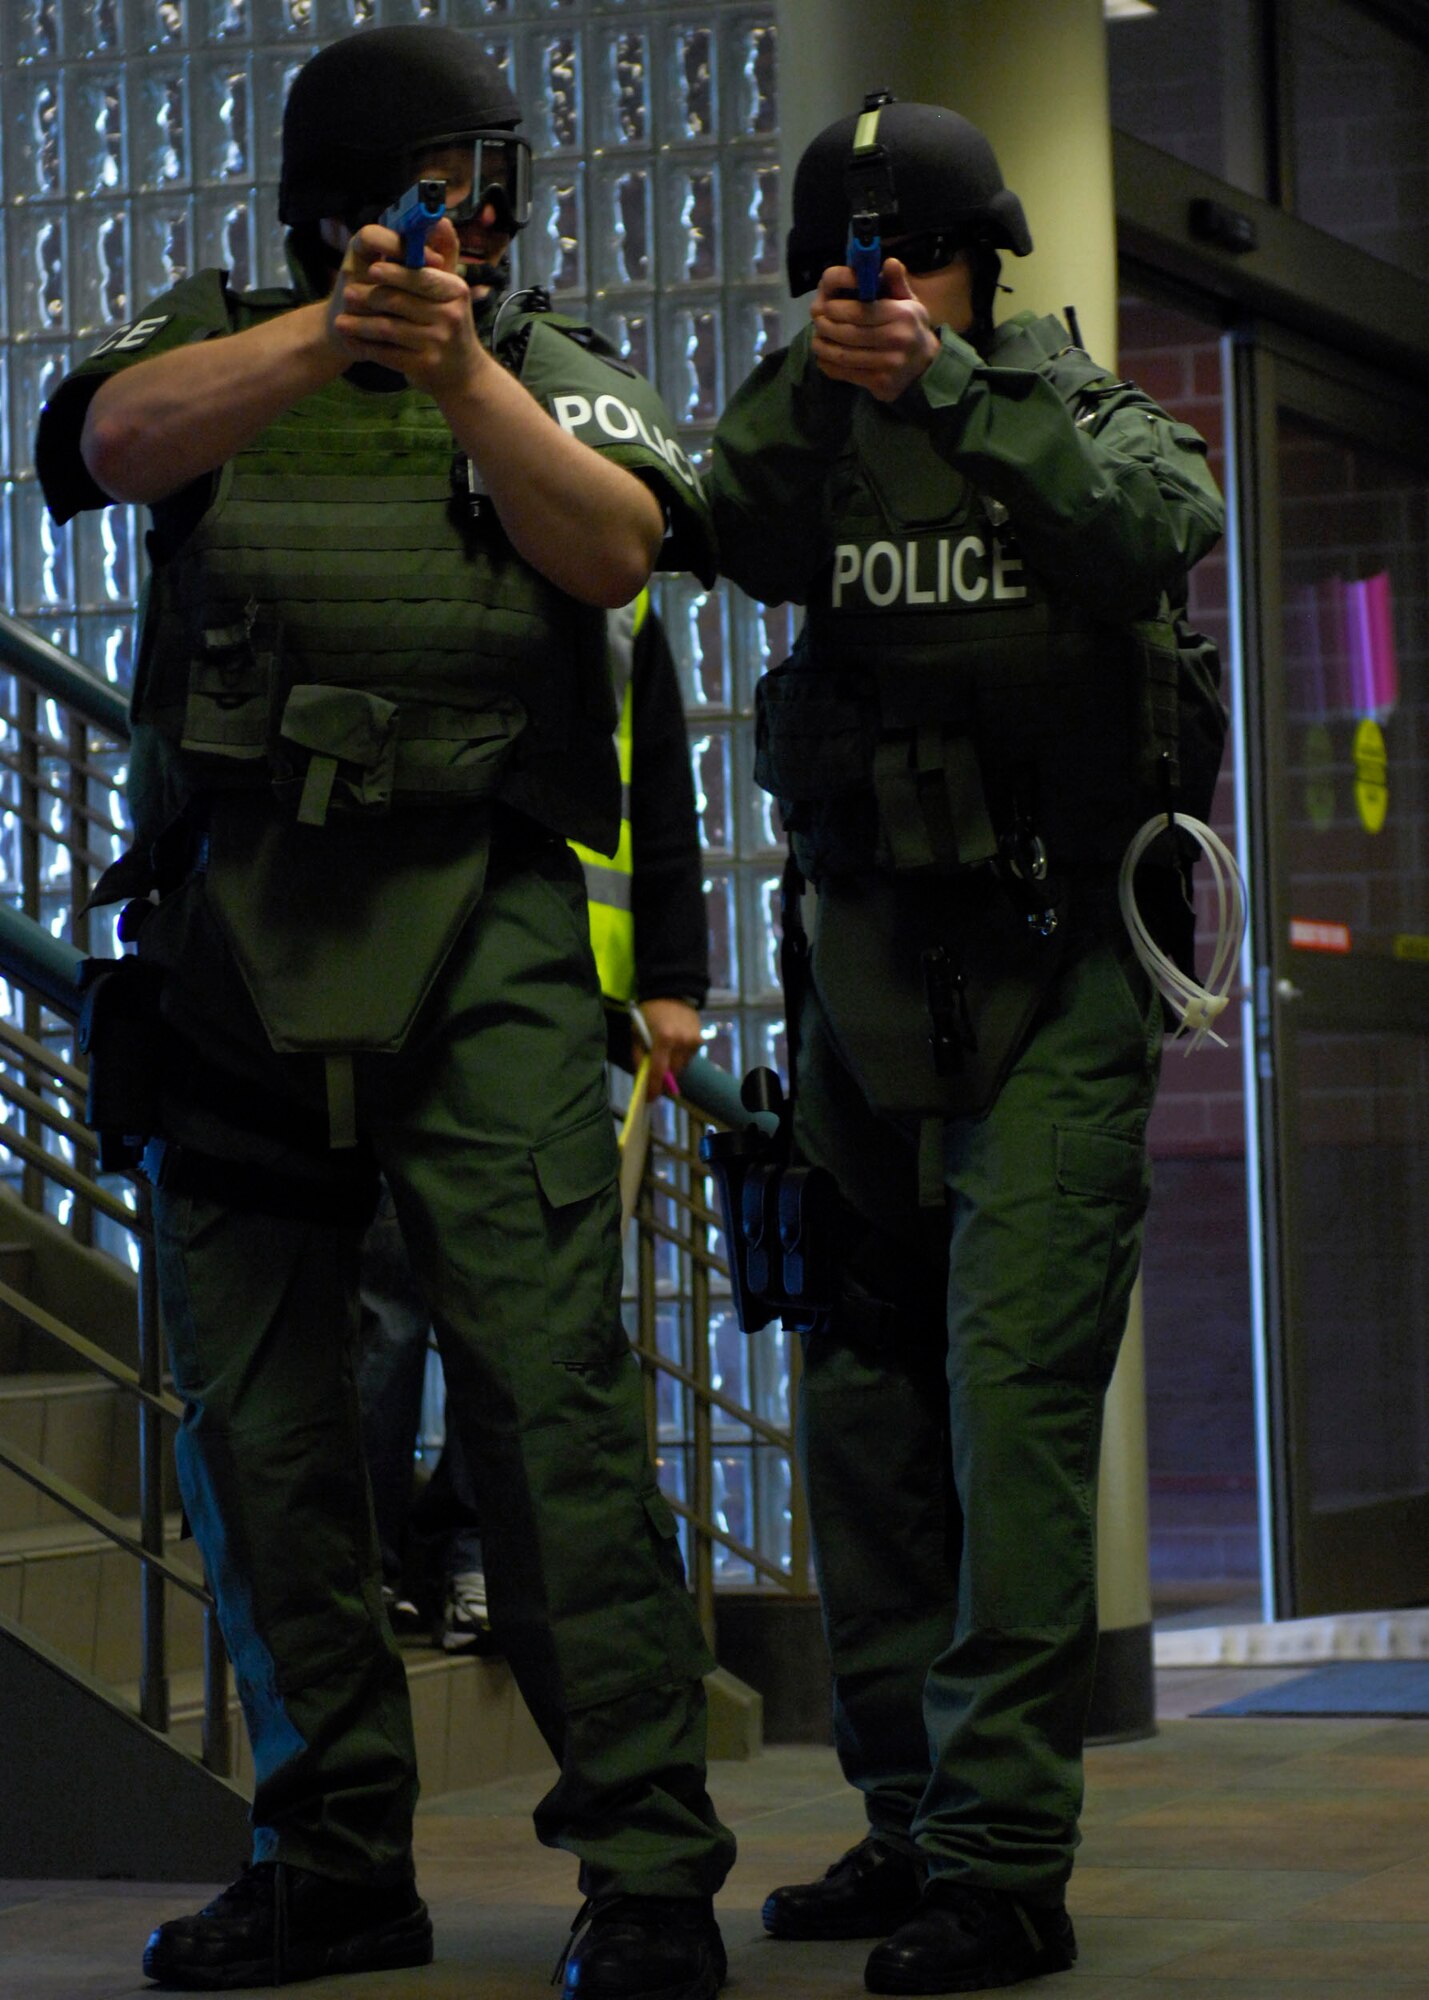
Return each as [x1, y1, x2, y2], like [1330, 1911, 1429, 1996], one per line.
[1029, 1124, 1150, 1385]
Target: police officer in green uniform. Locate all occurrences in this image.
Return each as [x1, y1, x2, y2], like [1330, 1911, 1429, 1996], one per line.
[710, 98, 1225, 1993]
[35, 24, 733, 1997]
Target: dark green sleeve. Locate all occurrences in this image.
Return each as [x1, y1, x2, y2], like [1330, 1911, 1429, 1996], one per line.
[35, 269, 237, 523]
[518, 317, 717, 585]
[709, 327, 856, 607]
[901, 324, 1225, 618]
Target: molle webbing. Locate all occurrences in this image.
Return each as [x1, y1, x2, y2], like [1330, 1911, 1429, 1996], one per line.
[160, 382, 586, 707]
[136, 366, 619, 849]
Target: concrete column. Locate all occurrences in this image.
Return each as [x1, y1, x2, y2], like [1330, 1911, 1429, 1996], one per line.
[1088, 1276, 1155, 1741]
[776, 0, 1117, 356]
[775, 0, 1156, 1740]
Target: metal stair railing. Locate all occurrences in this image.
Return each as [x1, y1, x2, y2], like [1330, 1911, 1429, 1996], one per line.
[0, 608, 811, 1725]
[0, 903, 231, 1775]
[630, 1057, 812, 1647]
[0, 609, 133, 1237]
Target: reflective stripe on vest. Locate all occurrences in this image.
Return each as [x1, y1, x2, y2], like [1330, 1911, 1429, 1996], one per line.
[569, 589, 647, 1002]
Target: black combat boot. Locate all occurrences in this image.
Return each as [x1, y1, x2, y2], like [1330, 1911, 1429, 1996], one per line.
[142, 1861, 433, 1990]
[863, 1881, 1076, 1993]
[558, 1894, 726, 2000]
[762, 1835, 924, 1940]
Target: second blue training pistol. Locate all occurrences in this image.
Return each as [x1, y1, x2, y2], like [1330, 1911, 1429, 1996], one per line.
[380, 177, 447, 268]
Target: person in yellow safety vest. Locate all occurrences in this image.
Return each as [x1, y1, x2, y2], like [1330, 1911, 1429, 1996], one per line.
[358, 588, 711, 1652]
[571, 591, 644, 1010]
[572, 586, 708, 1090]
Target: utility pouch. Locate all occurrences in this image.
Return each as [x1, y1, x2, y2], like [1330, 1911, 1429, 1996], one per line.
[272, 683, 399, 826]
[1129, 611, 1182, 800]
[392, 697, 526, 801]
[700, 1069, 835, 1334]
[754, 657, 873, 802]
[812, 869, 1070, 1121]
[178, 609, 281, 772]
[871, 724, 999, 874]
[77, 955, 167, 1172]
[754, 657, 879, 882]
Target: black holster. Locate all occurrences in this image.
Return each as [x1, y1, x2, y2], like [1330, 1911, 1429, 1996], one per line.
[77, 956, 168, 1172]
[700, 1068, 834, 1335]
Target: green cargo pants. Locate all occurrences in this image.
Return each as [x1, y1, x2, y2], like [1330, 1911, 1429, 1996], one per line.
[145, 830, 734, 1900]
[792, 919, 1162, 1901]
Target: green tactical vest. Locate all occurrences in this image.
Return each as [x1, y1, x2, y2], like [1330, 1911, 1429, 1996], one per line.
[757, 313, 1207, 885]
[130, 297, 616, 855]
[121, 297, 637, 1063]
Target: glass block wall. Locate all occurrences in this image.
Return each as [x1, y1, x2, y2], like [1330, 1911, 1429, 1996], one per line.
[0, 0, 798, 1583]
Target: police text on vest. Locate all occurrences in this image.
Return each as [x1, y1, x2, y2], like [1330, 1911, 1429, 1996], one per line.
[831, 535, 1028, 609]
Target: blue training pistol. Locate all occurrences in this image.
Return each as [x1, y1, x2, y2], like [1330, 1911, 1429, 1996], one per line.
[846, 213, 883, 303]
[380, 177, 447, 269]
[844, 89, 898, 301]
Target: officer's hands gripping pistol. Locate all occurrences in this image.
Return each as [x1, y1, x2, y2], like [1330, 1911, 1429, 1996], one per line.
[380, 177, 447, 268]
[699, 1069, 834, 1335]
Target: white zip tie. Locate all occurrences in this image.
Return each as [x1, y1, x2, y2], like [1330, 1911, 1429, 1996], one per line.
[1117, 814, 1246, 1054]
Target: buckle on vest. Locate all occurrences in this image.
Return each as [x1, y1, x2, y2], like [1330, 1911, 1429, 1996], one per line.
[997, 819, 1062, 938]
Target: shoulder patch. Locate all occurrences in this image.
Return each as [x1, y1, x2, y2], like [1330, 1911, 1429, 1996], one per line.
[548, 387, 701, 496]
[87, 313, 175, 360]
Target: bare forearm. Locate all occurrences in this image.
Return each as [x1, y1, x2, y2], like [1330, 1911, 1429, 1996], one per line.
[441, 364, 664, 606]
[80, 302, 344, 504]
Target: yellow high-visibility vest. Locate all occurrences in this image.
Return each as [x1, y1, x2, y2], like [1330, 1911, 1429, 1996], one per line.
[569, 589, 645, 1004]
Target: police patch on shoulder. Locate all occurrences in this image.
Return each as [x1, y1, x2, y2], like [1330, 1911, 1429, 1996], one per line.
[87, 314, 174, 360]
[549, 390, 700, 495]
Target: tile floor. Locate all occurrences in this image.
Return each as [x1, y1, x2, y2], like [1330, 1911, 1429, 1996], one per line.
[7, 1667, 1429, 1998]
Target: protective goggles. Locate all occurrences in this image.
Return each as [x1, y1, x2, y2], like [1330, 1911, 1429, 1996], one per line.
[418, 130, 533, 236]
[881, 227, 970, 276]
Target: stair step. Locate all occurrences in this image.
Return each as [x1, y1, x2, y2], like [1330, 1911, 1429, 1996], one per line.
[0, 1369, 178, 1533]
[0, 1510, 207, 1685]
[112, 1641, 554, 1805]
[0, 1241, 36, 1370]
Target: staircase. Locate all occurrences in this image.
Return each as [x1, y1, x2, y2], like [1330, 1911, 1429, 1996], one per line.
[0, 1190, 555, 1879]
[0, 614, 768, 1881]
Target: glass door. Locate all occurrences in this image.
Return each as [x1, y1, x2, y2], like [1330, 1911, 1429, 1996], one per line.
[1239, 335, 1429, 1616]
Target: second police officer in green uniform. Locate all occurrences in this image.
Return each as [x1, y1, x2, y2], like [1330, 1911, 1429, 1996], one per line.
[35, 25, 733, 1998]
[711, 97, 1226, 1993]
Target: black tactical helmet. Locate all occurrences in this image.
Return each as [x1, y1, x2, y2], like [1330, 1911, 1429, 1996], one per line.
[279, 25, 526, 231]
[786, 94, 1032, 296]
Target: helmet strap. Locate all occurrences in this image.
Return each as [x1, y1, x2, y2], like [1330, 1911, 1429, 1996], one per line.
[285, 225, 344, 302]
[968, 244, 1003, 356]
[460, 254, 511, 299]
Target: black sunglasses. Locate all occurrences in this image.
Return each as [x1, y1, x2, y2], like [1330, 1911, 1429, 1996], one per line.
[881, 229, 969, 275]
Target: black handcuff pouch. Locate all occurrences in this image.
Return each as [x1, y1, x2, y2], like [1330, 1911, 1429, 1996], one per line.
[699, 1068, 835, 1335]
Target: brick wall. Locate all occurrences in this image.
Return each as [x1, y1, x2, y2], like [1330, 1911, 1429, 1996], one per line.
[1290, 0, 1429, 285]
[1107, 0, 1232, 184]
